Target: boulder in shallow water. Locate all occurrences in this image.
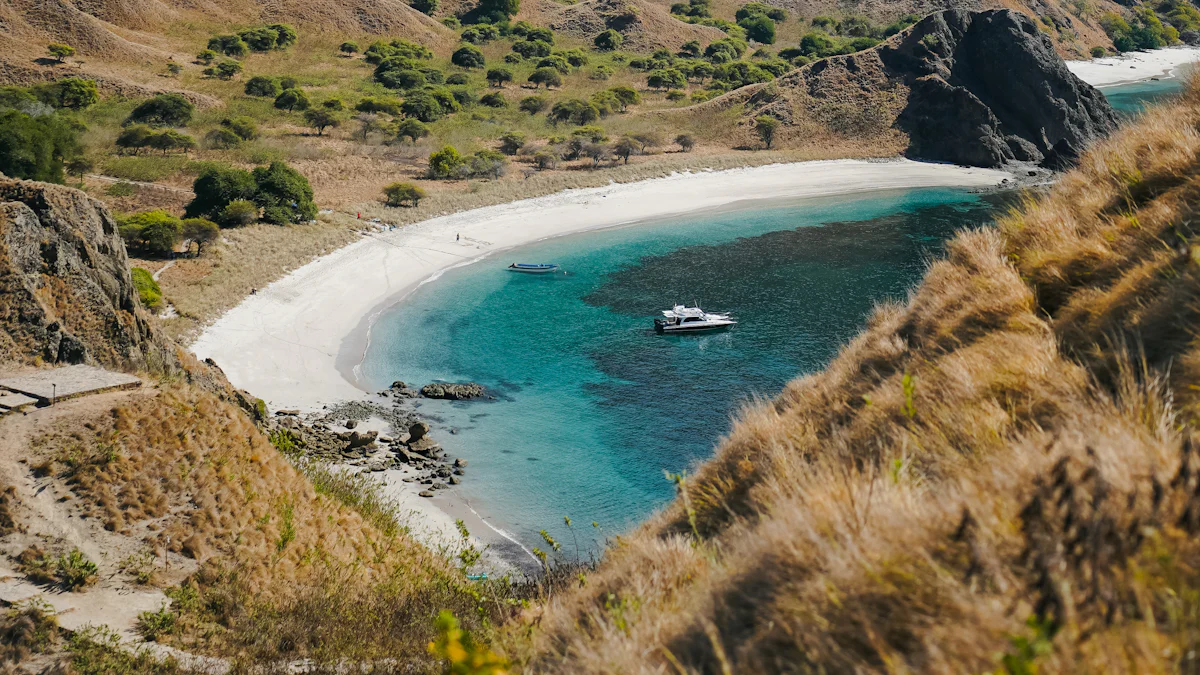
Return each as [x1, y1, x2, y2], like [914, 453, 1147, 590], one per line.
[408, 421, 430, 443]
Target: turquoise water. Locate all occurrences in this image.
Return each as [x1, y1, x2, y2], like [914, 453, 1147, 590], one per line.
[359, 187, 1013, 559]
[1103, 76, 1185, 115]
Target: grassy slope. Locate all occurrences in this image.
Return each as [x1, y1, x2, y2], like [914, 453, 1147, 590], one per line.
[508, 84, 1200, 674]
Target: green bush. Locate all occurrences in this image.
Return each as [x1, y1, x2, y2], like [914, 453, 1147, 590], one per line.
[394, 118, 429, 143]
[120, 211, 182, 257]
[136, 605, 176, 642]
[186, 165, 257, 220]
[428, 145, 464, 179]
[253, 161, 316, 224]
[594, 29, 624, 50]
[207, 34, 249, 57]
[0, 109, 79, 183]
[131, 268, 163, 310]
[383, 182, 426, 207]
[56, 550, 98, 591]
[125, 94, 194, 127]
[274, 88, 310, 111]
[221, 117, 259, 140]
[451, 44, 486, 69]
[244, 75, 281, 97]
[219, 199, 259, 227]
[1090, 45, 1107, 57]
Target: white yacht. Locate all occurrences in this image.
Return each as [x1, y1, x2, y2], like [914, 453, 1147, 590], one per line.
[654, 305, 737, 333]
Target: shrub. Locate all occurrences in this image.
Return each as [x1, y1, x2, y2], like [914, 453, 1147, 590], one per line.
[400, 89, 458, 122]
[609, 86, 641, 110]
[395, 118, 429, 143]
[572, 125, 607, 142]
[512, 39, 552, 58]
[106, 182, 135, 197]
[181, 218, 219, 255]
[647, 68, 687, 90]
[137, 605, 176, 642]
[34, 78, 98, 110]
[451, 45, 486, 69]
[504, 53, 522, 64]
[442, 16, 460, 28]
[120, 210, 182, 256]
[446, 73, 470, 85]
[322, 98, 345, 110]
[519, 95, 547, 114]
[208, 34, 249, 57]
[666, 89, 686, 101]
[210, 59, 243, 80]
[480, 92, 507, 107]
[196, 49, 218, 64]
[528, 67, 562, 89]
[219, 199, 258, 227]
[0, 110, 79, 183]
[594, 29, 624, 50]
[532, 149, 558, 169]
[612, 136, 637, 163]
[383, 182, 426, 207]
[253, 161, 316, 224]
[280, 76, 298, 90]
[461, 25, 500, 43]
[675, 133, 695, 151]
[1090, 45, 1107, 57]
[126, 94, 194, 127]
[499, 131, 526, 154]
[274, 88, 310, 111]
[186, 165, 257, 220]
[537, 55, 572, 74]
[754, 114, 779, 148]
[413, 0, 439, 14]
[130, 268, 163, 310]
[339, 41, 360, 55]
[221, 117, 259, 140]
[550, 99, 600, 125]
[244, 76, 281, 97]
[736, 2, 786, 22]
[355, 96, 402, 115]
[591, 65, 613, 80]
[428, 145, 464, 179]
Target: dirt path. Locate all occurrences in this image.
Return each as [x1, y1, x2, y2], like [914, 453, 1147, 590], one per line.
[0, 389, 226, 672]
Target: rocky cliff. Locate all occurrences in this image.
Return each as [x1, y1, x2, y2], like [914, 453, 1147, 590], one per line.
[727, 9, 1117, 169]
[881, 9, 1118, 168]
[0, 178, 177, 371]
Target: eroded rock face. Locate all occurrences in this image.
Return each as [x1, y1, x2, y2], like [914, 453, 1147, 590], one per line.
[880, 9, 1118, 168]
[0, 178, 178, 371]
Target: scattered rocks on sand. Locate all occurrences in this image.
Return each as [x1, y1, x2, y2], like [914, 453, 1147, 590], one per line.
[420, 382, 485, 400]
[419, 490, 434, 498]
[453, 458, 467, 468]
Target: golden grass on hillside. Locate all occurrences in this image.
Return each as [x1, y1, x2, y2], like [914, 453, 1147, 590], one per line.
[31, 385, 509, 668]
[506, 82, 1200, 674]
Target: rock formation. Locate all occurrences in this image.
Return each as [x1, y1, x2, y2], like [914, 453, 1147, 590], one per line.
[0, 178, 176, 370]
[880, 9, 1118, 168]
[733, 9, 1117, 169]
[420, 382, 485, 400]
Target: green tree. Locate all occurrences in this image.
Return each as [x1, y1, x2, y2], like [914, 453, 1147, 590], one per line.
[126, 94, 194, 127]
[44, 78, 99, 110]
[115, 125, 154, 154]
[550, 99, 600, 125]
[185, 165, 257, 220]
[451, 45, 486, 69]
[212, 59, 243, 80]
[528, 67, 563, 89]
[339, 41, 360, 55]
[412, 0, 439, 15]
[680, 39, 701, 57]
[736, 2, 786, 21]
[754, 114, 779, 149]
[383, 182, 426, 207]
[428, 145, 464, 179]
[196, 49, 218, 65]
[239, 27, 280, 52]
[594, 29, 624, 50]
[47, 44, 75, 64]
[147, 129, 195, 154]
[303, 108, 340, 135]
[244, 76, 281, 97]
[274, 88, 310, 111]
[65, 155, 93, 184]
[181, 218, 219, 255]
[512, 40, 552, 58]
[268, 24, 298, 49]
[395, 118, 429, 143]
[0, 110, 79, 183]
[120, 211, 182, 256]
[738, 14, 776, 43]
[647, 69, 686, 90]
[498, 131, 526, 155]
[612, 137, 637, 164]
[252, 161, 317, 224]
[475, 0, 520, 22]
[486, 68, 513, 87]
[609, 86, 641, 110]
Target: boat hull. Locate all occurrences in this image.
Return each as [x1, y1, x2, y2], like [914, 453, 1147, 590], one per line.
[655, 321, 735, 334]
[508, 265, 558, 274]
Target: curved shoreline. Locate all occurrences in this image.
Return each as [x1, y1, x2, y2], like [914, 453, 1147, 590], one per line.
[191, 159, 1012, 411]
[1066, 46, 1200, 88]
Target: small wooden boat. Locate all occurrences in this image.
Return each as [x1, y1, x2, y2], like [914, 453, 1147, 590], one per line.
[507, 263, 559, 274]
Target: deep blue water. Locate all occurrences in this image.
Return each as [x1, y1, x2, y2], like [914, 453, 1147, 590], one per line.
[359, 188, 1013, 554]
[1102, 76, 1185, 115]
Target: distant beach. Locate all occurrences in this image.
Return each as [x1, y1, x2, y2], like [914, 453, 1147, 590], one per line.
[1066, 45, 1200, 87]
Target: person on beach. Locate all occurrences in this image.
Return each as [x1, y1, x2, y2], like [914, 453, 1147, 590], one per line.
[457, 233, 460, 242]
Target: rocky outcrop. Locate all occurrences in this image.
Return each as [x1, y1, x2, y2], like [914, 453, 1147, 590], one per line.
[420, 382, 485, 400]
[732, 9, 1116, 169]
[879, 9, 1118, 168]
[0, 178, 179, 371]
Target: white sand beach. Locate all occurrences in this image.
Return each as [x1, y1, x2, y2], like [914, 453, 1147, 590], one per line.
[1067, 46, 1200, 87]
[190, 158, 1010, 559]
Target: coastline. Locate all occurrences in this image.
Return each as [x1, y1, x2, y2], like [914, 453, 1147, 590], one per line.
[1066, 45, 1200, 87]
[190, 158, 1012, 563]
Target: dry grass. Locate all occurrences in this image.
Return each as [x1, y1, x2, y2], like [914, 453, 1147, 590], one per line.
[504, 80, 1200, 674]
[30, 385, 508, 668]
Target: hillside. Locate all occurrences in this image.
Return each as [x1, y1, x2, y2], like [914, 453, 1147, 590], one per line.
[509, 79, 1200, 673]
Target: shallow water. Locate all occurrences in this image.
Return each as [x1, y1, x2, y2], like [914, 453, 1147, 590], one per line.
[1102, 75, 1186, 115]
[359, 187, 1015, 555]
